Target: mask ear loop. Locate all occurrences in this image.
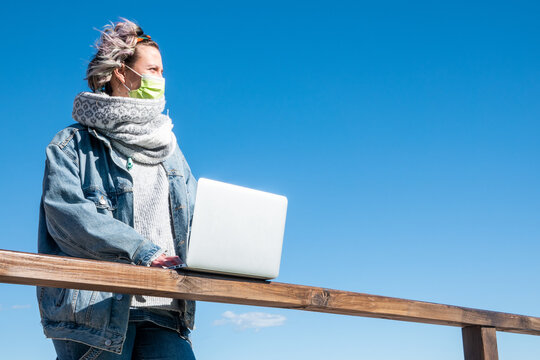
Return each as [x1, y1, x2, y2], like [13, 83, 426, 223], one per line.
[121, 64, 142, 92]
[120, 64, 136, 91]
[124, 64, 143, 77]
[121, 81, 131, 92]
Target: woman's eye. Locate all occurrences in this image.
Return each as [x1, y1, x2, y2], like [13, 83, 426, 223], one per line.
[148, 67, 163, 76]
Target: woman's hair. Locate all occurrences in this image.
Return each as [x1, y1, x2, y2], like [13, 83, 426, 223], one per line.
[85, 18, 160, 95]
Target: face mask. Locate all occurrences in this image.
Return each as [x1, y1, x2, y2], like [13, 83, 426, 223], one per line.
[121, 64, 165, 99]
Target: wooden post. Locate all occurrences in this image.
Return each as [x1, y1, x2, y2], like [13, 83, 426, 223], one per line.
[462, 326, 498, 360]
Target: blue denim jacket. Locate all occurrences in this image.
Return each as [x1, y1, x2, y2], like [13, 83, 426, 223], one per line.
[36, 123, 197, 354]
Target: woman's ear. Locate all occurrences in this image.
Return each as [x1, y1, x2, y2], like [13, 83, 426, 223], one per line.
[110, 65, 130, 97]
[112, 65, 127, 84]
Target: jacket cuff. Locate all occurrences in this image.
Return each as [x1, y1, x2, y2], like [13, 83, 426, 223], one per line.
[146, 249, 166, 267]
[132, 242, 164, 267]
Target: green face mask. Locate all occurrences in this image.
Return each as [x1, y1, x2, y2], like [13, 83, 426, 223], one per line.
[122, 65, 165, 99]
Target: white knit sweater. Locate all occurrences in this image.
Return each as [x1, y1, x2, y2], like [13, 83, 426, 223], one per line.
[126, 157, 181, 311]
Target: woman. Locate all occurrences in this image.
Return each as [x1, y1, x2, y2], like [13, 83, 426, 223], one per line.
[36, 18, 197, 359]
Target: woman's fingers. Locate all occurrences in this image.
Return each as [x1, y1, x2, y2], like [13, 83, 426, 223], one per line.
[150, 254, 183, 268]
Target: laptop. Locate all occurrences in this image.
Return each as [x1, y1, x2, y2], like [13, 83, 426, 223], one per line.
[174, 178, 288, 279]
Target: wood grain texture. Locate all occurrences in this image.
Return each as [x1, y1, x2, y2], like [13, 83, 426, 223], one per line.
[462, 326, 499, 360]
[1, 250, 540, 335]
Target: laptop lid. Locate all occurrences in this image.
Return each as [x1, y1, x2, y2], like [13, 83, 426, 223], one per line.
[186, 178, 288, 279]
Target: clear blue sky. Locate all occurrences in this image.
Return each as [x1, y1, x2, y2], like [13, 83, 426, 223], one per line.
[1, 1, 539, 359]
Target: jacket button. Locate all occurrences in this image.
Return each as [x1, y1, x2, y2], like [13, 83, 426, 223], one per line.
[115, 294, 123, 301]
[105, 339, 112, 346]
[99, 196, 107, 205]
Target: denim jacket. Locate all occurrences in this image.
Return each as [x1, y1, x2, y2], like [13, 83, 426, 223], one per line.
[36, 123, 196, 354]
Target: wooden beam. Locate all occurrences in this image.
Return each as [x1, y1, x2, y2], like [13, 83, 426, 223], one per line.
[1, 250, 540, 335]
[462, 326, 499, 360]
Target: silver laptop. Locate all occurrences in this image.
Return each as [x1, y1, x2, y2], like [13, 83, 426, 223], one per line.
[178, 178, 288, 279]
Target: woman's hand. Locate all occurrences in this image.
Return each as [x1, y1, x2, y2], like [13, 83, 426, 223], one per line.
[150, 254, 184, 268]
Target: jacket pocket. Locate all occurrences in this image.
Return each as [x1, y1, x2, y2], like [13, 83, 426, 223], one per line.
[55, 288, 67, 307]
[83, 186, 117, 216]
[74, 290, 114, 329]
[38, 287, 78, 323]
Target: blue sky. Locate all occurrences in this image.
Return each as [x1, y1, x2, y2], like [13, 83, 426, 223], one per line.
[1, 1, 539, 358]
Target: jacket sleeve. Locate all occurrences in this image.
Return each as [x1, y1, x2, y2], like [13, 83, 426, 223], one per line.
[182, 154, 198, 222]
[41, 142, 163, 266]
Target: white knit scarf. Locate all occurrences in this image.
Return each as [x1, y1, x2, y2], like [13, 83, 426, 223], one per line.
[72, 92, 176, 164]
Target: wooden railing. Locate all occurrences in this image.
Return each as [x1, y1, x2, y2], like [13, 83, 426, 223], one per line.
[1, 249, 539, 359]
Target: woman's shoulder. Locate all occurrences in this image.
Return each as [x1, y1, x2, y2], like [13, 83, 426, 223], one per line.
[48, 123, 93, 149]
[45, 124, 105, 164]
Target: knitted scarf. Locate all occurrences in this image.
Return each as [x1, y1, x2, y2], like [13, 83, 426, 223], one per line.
[72, 91, 176, 164]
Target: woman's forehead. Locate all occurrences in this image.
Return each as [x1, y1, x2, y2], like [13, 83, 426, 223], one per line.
[135, 45, 162, 66]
